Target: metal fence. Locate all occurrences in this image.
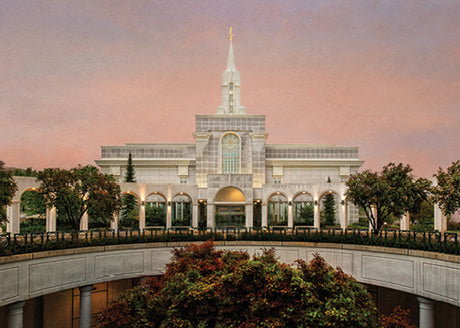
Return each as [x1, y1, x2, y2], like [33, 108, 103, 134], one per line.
[0, 227, 458, 257]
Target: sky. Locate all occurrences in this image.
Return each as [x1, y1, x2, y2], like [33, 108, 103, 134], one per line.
[1, 0, 459, 178]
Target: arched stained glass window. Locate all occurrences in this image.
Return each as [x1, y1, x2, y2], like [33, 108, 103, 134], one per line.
[222, 133, 240, 174]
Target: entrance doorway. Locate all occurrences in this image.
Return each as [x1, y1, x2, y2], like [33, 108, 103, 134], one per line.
[214, 187, 246, 228]
[215, 205, 245, 227]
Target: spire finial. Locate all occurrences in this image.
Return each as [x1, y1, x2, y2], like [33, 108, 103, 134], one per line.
[229, 26, 233, 40]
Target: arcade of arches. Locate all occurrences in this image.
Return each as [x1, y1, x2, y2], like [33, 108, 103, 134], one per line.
[4, 177, 448, 234]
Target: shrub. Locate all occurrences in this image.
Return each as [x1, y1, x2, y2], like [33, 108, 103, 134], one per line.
[94, 241, 380, 328]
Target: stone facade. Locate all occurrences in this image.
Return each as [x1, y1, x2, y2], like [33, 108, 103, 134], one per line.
[95, 39, 364, 230]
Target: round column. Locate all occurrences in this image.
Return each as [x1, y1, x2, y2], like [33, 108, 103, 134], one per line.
[417, 296, 435, 328]
[261, 204, 268, 228]
[79, 285, 93, 328]
[8, 301, 25, 328]
[313, 201, 320, 229]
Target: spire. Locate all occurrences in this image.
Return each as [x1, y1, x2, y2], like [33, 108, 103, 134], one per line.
[217, 28, 246, 115]
[226, 40, 236, 71]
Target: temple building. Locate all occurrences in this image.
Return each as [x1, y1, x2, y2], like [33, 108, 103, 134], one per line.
[95, 36, 364, 230]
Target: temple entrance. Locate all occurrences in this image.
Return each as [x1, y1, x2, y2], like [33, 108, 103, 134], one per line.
[215, 205, 245, 227]
[214, 187, 246, 228]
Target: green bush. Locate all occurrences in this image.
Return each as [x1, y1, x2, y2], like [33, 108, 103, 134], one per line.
[20, 218, 46, 233]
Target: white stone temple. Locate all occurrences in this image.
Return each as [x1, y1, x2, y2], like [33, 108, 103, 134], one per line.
[95, 35, 365, 230]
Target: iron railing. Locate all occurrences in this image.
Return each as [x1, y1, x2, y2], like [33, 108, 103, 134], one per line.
[0, 227, 458, 257]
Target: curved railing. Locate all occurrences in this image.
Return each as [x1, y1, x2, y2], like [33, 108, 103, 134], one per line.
[1, 227, 458, 257]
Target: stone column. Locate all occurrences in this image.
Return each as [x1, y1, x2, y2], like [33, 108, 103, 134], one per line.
[261, 203, 268, 228]
[434, 204, 447, 232]
[340, 201, 347, 229]
[6, 201, 20, 234]
[313, 201, 320, 229]
[400, 212, 410, 231]
[8, 301, 25, 328]
[192, 204, 198, 228]
[80, 212, 88, 231]
[46, 206, 57, 232]
[79, 285, 93, 328]
[166, 203, 172, 229]
[139, 204, 146, 231]
[207, 204, 215, 228]
[245, 204, 253, 228]
[288, 203, 294, 228]
[417, 296, 435, 328]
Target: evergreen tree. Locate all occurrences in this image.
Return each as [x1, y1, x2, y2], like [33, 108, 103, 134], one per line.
[322, 193, 336, 226]
[125, 153, 136, 183]
[120, 153, 138, 228]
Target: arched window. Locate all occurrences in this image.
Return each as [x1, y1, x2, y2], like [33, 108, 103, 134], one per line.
[222, 133, 240, 174]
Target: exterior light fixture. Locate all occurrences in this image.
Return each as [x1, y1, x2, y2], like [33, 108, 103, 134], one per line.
[141, 201, 145, 206]
[167, 201, 171, 207]
[341, 200, 345, 205]
[314, 200, 318, 206]
[288, 201, 292, 206]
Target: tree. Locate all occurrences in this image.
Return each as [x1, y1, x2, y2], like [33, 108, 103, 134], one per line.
[321, 193, 336, 226]
[295, 203, 314, 226]
[13, 167, 39, 177]
[0, 161, 18, 225]
[381, 306, 417, 328]
[95, 241, 380, 328]
[345, 163, 431, 232]
[37, 165, 122, 232]
[120, 153, 138, 228]
[433, 160, 460, 217]
[20, 190, 47, 218]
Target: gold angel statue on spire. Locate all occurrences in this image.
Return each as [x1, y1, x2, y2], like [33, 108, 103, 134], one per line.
[229, 26, 233, 40]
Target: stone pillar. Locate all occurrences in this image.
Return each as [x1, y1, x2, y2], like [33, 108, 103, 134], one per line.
[417, 297, 435, 328]
[340, 201, 347, 229]
[207, 204, 215, 228]
[80, 212, 88, 231]
[192, 204, 198, 228]
[6, 201, 20, 234]
[288, 203, 294, 228]
[46, 206, 57, 232]
[79, 285, 93, 328]
[313, 201, 320, 229]
[434, 204, 447, 232]
[400, 212, 410, 231]
[245, 204, 253, 228]
[8, 301, 25, 328]
[110, 212, 118, 232]
[139, 204, 146, 230]
[261, 203, 268, 228]
[166, 203, 172, 229]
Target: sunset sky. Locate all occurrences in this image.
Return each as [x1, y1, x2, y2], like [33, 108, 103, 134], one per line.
[1, 0, 459, 177]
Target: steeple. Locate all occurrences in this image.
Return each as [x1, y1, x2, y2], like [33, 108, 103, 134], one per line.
[217, 28, 246, 115]
[226, 39, 236, 71]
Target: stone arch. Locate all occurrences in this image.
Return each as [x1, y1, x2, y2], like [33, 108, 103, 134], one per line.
[214, 187, 246, 228]
[121, 190, 141, 201]
[145, 192, 167, 227]
[267, 192, 288, 226]
[292, 191, 314, 226]
[119, 191, 140, 229]
[318, 190, 341, 227]
[171, 193, 192, 226]
[214, 186, 246, 203]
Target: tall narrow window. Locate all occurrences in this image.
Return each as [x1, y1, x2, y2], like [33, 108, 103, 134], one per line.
[222, 133, 240, 173]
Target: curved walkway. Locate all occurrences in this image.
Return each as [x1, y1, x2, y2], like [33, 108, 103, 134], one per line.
[1, 241, 460, 308]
